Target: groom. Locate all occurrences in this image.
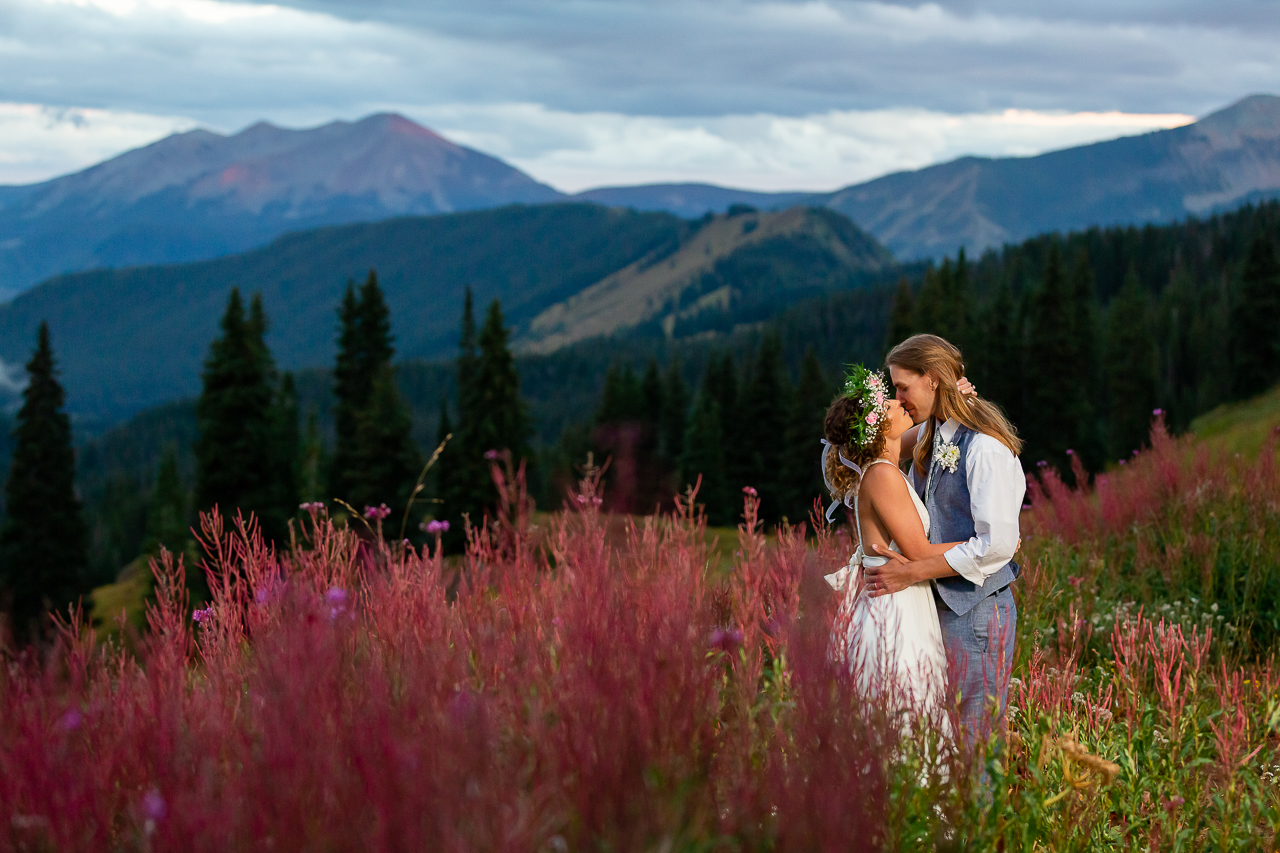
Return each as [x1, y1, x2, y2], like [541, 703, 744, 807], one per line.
[862, 334, 1025, 750]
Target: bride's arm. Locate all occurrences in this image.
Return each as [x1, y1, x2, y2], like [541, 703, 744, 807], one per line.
[860, 466, 963, 561]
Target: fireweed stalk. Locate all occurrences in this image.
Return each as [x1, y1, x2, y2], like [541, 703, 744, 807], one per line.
[2, 421, 1278, 851]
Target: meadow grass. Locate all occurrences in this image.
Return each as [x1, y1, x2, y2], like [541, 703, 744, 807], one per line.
[4, 424, 1280, 851]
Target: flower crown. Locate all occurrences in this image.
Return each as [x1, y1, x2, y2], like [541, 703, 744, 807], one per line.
[841, 364, 890, 448]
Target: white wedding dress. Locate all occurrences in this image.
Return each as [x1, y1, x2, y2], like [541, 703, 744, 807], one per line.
[827, 459, 950, 729]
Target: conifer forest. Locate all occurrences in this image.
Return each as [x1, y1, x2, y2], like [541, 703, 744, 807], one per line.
[2, 198, 1280, 849]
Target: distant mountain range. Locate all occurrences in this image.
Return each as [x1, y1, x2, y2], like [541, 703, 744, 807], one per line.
[3, 95, 1280, 300]
[0, 113, 561, 297]
[0, 204, 892, 425]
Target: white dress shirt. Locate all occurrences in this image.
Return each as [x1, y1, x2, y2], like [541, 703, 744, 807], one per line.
[934, 418, 1025, 587]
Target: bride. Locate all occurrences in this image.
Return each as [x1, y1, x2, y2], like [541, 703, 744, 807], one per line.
[822, 365, 965, 724]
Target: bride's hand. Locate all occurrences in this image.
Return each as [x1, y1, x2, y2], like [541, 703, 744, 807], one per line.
[958, 376, 978, 402]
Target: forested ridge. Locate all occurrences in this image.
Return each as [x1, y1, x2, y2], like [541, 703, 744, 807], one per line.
[2, 200, 1279, 607]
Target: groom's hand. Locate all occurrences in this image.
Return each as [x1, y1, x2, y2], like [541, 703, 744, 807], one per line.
[863, 545, 919, 596]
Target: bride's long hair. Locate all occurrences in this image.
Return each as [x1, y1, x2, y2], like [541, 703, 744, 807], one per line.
[886, 334, 1023, 477]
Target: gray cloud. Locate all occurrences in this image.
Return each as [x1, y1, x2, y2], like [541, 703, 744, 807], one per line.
[0, 0, 1276, 189]
[2, 0, 1278, 129]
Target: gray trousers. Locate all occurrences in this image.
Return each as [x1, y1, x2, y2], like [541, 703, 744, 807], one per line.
[935, 585, 1017, 749]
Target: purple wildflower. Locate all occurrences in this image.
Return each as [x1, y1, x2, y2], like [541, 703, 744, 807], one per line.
[742, 486, 758, 497]
[710, 627, 744, 652]
[192, 606, 214, 623]
[325, 587, 348, 605]
[484, 449, 500, 460]
[58, 709, 83, 731]
[364, 504, 391, 521]
[421, 519, 450, 534]
[142, 790, 167, 821]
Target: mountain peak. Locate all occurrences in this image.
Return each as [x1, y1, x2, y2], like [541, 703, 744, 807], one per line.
[1195, 94, 1280, 144]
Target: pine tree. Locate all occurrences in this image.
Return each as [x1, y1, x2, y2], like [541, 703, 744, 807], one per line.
[348, 365, 422, 518]
[272, 372, 301, 519]
[884, 277, 915, 356]
[447, 299, 529, 529]
[976, 278, 1022, 425]
[0, 323, 89, 639]
[707, 353, 745, 497]
[473, 300, 529, 459]
[915, 261, 952, 338]
[439, 292, 482, 540]
[330, 270, 397, 504]
[1230, 232, 1280, 399]
[1068, 248, 1104, 469]
[659, 360, 689, 463]
[141, 446, 188, 557]
[640, 359, 663, 441]
[330, 281, 362, 501]
[298, 408, 325, 504]
[432, 398, 454, 520]
[680, 389, 729, 526]
[1024, 243, 1092, 473]
[1104, 268, 1158, 460]
[741, 334, 790, 523]
[195, 290, 281, 536]
[778, 349, 828, 525]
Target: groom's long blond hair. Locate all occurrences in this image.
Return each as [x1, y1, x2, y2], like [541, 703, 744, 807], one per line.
[886, 334, 1023, 477]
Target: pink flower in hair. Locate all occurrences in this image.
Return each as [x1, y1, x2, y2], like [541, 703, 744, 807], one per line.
[866, 412, 879, 425]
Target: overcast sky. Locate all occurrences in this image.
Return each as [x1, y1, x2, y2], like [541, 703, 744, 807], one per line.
[1, 0, 1277, 190]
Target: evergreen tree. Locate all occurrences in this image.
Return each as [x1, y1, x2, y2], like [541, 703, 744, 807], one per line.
[0, 323, 89, 640]
[446, 298, 529, 530]
[1068, 248, 1105, 469]
[473, 300, 529, 459]
[298, 408, 325, 504]
[976, 278, 1022, 426]
[348, 365, 422, 518]
[141, 446, 188, 557]
[680, 389, 729, 526]
[884, 276, 915, 355]
[330, 281, 362, 501]
[195, 290, 281, 536]
[595, 364, 642, 423]
[708, 353, 746, 495]
[659, 360, 689, 463]
[778, 349, 828, 525]
[1104, 268, 1158, 460]
[272, 372, 301, 518]
[640, 359, 663, 441]
[1230, 232, 1280, 398]
[741, 333, 790, 523]
[1024, 242, 1090, 472]
[330, 270, 397, 503]
[432, 398, 454, 519]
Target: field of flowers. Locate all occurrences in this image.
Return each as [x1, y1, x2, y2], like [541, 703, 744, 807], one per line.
[2, 418, 1279, 851]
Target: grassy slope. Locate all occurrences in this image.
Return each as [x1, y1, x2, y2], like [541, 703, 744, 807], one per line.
[1189, 382, 1280, 455]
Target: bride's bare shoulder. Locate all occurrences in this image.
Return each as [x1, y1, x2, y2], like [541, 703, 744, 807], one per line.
[860, 461, 909, 495]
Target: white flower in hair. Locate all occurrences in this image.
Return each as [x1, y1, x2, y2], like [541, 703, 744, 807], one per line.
[934, 440, 960, 474]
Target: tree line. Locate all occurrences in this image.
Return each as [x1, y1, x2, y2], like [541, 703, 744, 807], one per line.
[4, 199, 1280, 639]
[0, 274, 527, 640]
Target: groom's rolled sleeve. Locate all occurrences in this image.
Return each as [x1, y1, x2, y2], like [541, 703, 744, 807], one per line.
[943, 437, 1025, 587]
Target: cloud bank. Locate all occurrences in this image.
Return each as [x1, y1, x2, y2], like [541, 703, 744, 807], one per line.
[0, 0, 1271, 188]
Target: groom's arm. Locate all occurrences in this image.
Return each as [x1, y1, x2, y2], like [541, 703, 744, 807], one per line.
[864, 436, 1024, 596]
[943, 436, 1025, 586]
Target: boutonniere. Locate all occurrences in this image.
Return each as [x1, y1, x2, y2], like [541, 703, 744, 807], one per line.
[934, 440, 960, 474]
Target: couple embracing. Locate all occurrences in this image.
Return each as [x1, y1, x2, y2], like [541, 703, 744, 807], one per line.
[822, 333, 1024, 752]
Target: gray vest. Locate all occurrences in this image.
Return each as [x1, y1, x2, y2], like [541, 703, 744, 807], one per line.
[910, 424, 1019, 616]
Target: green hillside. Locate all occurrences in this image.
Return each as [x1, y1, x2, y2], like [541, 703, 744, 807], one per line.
[0, 204, 689, 425]
[0, 202, 893, 428]
[1190, 383, 1280, 455]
